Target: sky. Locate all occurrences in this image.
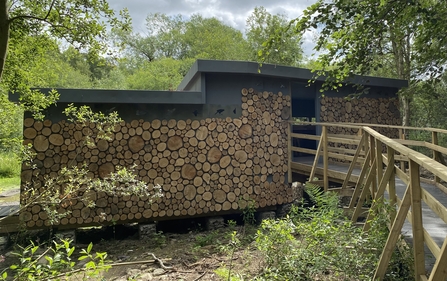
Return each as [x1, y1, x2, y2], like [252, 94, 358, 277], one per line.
[107, 0, 318, 57]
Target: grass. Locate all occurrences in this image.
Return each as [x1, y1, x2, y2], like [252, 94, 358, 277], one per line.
[0, 152, 21, 178]
[0, 152, 20, 195]
[0, 177, 20, 193]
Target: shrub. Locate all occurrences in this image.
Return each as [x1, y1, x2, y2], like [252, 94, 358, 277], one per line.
[0, 152, 20, 178]
[253, 183, 413, 281]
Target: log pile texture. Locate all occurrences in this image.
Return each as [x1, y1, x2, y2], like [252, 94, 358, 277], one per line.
[20, 88, 292, 228]
[320, 96, 400, 160]
[320, 96, 400, 137]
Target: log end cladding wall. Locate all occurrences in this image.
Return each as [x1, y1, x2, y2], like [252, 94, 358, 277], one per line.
[320, 96, 401, 138]
[20, 88, 293, 228]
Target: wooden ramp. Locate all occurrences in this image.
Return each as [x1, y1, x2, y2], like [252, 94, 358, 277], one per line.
[0, 204, 20, 234]
[288, 122, 447, 281]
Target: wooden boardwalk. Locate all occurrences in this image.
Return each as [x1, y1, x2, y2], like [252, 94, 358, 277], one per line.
[289, 122, 447, 281]
[293, 157, 447, 273]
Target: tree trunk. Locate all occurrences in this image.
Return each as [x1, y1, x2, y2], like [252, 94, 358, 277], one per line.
[400, 95, 410, 127]
[0, 0, 10, 82]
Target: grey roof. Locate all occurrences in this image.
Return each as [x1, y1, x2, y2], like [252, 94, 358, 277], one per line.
[9, 89, 204, 104]
[178, 59, 408, 91]
[9, 60, 407, 104]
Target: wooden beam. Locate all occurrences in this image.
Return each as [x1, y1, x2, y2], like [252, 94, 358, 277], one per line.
[409, 160, 425, 280]
[342, 134, 366, 190]
[387, 148, 397, 222]
[393, 139, 426, 147]
[351, 158, 376, 223]
[288, 122, 292, 184]
[364, 127, 447, 183]
[374, 185, 411, 280]
[363, 159, 395, 232]
[428, 236, 447, 281]
[290, 162, 359, 184]
[309, 133, 324, 181]
[375, 138, 384, 199]
[421, 188, 447, 225]
[327, 136, 361, 145]
[323, 126, 329, 191]
[327, 133, 362, 140]
[349, 150, 371, 209]
[290, 132, 320, 141]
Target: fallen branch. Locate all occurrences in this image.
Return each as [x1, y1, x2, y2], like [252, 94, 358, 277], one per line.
[48, 257, 173, 280]
[193, 271, 207, 281]
[148, 252, 174, 270]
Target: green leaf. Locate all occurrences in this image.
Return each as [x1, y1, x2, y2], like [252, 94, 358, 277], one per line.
[78, 256, 88, 261]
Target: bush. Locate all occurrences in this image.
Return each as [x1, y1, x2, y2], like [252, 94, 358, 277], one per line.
[253, 184, 413, 281]
[0, 152, 20, 178]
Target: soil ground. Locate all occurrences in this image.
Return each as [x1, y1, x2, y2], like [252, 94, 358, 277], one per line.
[1, 218, 263, 281]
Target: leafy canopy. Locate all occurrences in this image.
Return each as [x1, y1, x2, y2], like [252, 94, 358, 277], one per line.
[262, 0, 447, 86]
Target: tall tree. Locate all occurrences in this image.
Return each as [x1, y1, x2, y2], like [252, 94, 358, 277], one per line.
[0, 0, 130, 117]
[263, 0, 447, 126]
[247, 6, 303, 66]
[183, 14, 250, 60]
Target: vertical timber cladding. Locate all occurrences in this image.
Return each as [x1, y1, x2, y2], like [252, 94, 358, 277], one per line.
[20, 88, 292, 228]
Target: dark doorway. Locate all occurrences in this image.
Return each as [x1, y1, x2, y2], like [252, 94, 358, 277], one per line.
[291, 82, 317, 157]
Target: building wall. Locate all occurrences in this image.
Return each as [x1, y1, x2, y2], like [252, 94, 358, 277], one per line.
[320, 96, 401, 137]
[20, 88, 293, 228]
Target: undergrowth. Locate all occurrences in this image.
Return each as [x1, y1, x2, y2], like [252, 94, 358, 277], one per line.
[0, 152, 20, 179]
[251, 182, 413, 281]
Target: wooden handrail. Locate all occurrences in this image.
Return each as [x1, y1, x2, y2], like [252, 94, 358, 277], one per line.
[290, 120, 447, 135]
[288, 122, 447, 280]
[363, 126, 447, 183]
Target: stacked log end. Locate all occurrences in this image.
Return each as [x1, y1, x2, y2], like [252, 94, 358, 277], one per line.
[320, 96, 400, 135]
[320, 96, 401, 161]
[20, 88, 292, 228]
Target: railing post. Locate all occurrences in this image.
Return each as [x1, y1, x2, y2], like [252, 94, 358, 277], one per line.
[288, 122, 292, 185]
[370, 135, 377, 197]
[323, 125, 328, 191]
[399, 128, 406, 173]
[375, 138, 383, 199]
[409, 160, 425, 280]
[432, 131, 440, 184]
[387, 147, 397, 222]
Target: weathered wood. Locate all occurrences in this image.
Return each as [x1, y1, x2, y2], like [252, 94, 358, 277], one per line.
[34, 135, 49, 152]
[374, 186, 411, 280]
[238, 124, 252, 139]
[129, 136, 144, 153]
[207, 147, 222, 163]
[181, 164, 196, 180]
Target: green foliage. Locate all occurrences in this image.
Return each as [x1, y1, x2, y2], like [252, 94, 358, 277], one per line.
[246, 6, 302, 66]
[215, 266, 244, 281]
[195, 230, 220, 247]
[125, 57, 195, 90]
[262, 0, 447, 126]
[240, 198, 256, 225]
[0, 151, 20, 178]
[253, 186, 412, 280]
[0, 239, 109, 281]
[184, 15, 250, 61]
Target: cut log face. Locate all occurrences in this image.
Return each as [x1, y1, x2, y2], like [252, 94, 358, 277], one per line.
[181, 164, 197, 180]
[167, 136, 183, 151]
[99, 163, 115, 179]
[238, 124, 252, 139]
[129, 136, 144, 152]
[34, 135, 49, 152]
[207, 147, 222, 163]
[21, 87, 296, 227]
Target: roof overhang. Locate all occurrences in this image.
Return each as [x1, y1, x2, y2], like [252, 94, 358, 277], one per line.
[178, 59, 408, 90]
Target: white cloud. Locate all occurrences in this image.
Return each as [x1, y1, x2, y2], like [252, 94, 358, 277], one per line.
[108, 0, 318, 56]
